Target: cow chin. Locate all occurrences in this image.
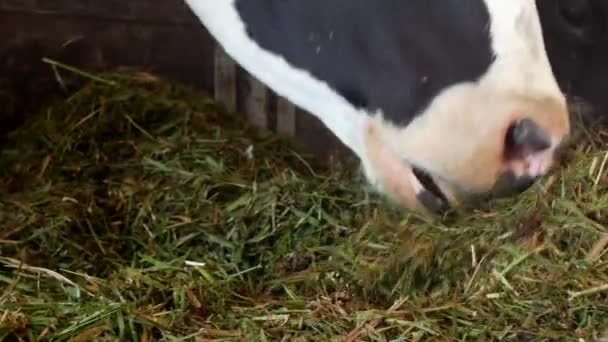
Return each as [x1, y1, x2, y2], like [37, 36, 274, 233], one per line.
[410, 159, 549, 213]
[361, 123, 555, 216]
[404, 166, 518, 214]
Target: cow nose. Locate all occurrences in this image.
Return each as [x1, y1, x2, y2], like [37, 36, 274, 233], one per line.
[490, 171, 538, 199]
[505, 118, 551, 160]
[494, 118, 555, 199]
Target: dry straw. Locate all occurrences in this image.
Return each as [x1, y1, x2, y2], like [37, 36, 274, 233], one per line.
[0, 60, 607, 341]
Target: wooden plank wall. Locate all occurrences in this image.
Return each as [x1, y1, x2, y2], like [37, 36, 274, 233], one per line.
[214, 46, 296, 137]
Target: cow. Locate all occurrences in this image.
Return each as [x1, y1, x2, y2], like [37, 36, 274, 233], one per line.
[183, 0, 571, 216]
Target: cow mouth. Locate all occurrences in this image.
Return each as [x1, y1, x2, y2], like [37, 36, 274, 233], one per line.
[411, 166, 448, 204]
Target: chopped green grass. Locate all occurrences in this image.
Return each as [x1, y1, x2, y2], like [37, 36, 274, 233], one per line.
[1, 61, 608, 341]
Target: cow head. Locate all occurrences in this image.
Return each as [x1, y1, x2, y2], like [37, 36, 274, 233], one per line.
[359, 1, 572, 215]
[184, 0, 574, 216]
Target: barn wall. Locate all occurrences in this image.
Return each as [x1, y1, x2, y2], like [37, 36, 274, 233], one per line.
[0, 0, 351, 165]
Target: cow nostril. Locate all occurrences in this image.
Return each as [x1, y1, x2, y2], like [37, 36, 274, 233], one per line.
[504, 118, 551, 161]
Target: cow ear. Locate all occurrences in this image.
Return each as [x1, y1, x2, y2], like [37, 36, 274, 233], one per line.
[504, 118, 551, 161]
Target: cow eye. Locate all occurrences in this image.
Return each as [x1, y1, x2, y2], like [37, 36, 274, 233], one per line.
[558, 0, 590, 29]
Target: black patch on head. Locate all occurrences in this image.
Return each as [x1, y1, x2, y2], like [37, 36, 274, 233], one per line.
[337, 86, 368, 108]
[235, 0, 494, 127]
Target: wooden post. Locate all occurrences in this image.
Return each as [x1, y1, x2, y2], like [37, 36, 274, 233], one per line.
[214, 43, 295, 137]
[276, 97, 296, 136]
[213, 45, 237, 113]
[244, 76, 268, 130]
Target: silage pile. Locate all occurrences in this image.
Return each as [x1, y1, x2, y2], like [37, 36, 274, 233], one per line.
[0, 62, 607, 341]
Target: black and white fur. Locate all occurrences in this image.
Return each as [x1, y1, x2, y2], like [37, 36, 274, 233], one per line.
[184, 0, 571, 215]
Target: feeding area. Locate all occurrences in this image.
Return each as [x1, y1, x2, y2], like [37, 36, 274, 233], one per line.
[0, 60, 607, 341]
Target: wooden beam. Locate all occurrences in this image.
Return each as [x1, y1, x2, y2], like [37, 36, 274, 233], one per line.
[213, 45, 237, 113]
[276, 97, 296, 136]
[244, 75, 268, 130]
